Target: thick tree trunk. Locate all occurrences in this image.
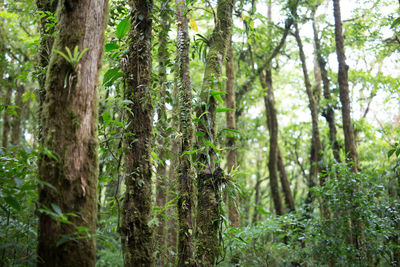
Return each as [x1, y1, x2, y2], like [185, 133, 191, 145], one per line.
[293, 22, 323, 209]
[2, 86, 11, 149]
[260, 68, 284, 216]
[195, 0, 233, 264]
[36, 0, 58, 143]
[312, 10, 341, 163]
[37, 0, 107, 266]
[11, 84, 25, 147]
[155, 1, 170, 265]
[176, 0, 195, 265]
[225, 39, 239, 227]
[333, 0, 359, 170]
[120, 0, 154, 265]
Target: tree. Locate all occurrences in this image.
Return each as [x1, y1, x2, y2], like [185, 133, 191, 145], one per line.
[37, 0, 108, 265]
[194, 0, 233, 264]
[176, 0, 195, 265]
[120, 0, 154, 265]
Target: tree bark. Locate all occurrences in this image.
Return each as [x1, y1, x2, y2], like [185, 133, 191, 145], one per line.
[195, 0, 233, 264]
[333, 0, 359, 170]
[2, 86, 11, 149]
[176, 0, 195, 265]
[120, 0, 154, 265]
[37, 0, 108, 266]
[36, 0, 58, 143]
[312, 9, 341, 163]
[225, 38, 239, 227]
[293, 22, 323, 209]
[155, 1, 170, 265]
[10, 84, 25, 147]
[278, 150, 295, 212]
[260, 68, 284, 216]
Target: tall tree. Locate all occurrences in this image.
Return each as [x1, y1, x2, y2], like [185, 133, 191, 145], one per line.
[155, 0, 170, 264]
[293, 21, 323, 208]
[194, 0, 233, 264]
[2, 85, 11, 149]
[333, 0, 359, 170]
[176, 0, 195, 265]
[225, 38, 239, 226]
[10, 84, 24, 147]
[37, 0, 108, 265]
[120, 0, 154, 265]
[312, 6, 341, 163]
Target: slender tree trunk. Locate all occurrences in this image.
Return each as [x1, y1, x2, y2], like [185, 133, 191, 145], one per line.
[252, 154, 262, 224]
[277, 150, 295, 212]
[10, 84, 25, 147]
[2, 86, 11, 149]
[260, 68, 284, 216]
[36, 0, 58, 143]
[37, 0, 108, 266]
[333, 0, 359, 170]
[176, 0, 195, 265]
[155, 1, 170, 264]
[293, 22, 323, 210]
[120, 0, 154, 265]
[195, 0, 233, 264]
[225, 38, 239, 227]
[312, 9, 341, 163]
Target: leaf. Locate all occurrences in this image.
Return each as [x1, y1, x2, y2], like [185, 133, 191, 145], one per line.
[111, 120, 124, 129]
[388, 149, 395, 158]
[216, 107, 234, 113]
[103, 68, 122, 87]
[222, 128, 241, 135]
[4, 196, 21, 211]
[392, 17, 400, 28]
[190, 18, 198, 32]
[195, 131, 205, 137]
[151, 152, 164, 166]
[105, 43, 120, 52]
[54, 49, 70, 63]
[51, 203, 62, 215]
[116, 18, 130, 40]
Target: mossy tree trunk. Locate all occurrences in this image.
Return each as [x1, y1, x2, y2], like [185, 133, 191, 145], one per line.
[36, 0, 58, 143]
[120, 0, 154, 266]
[225, 38, 239, 227]
[10, 84, 24, 147]
[194, 0, 233, 264]
[155, 1, 170, 264]
[176, 0, 195, 265]
[277, 150, 295, 212]
[37, 0, 108, 266]
[2, 86, 11, 149]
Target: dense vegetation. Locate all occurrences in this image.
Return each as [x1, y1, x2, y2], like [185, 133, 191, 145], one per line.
[1, 0, 400, 266]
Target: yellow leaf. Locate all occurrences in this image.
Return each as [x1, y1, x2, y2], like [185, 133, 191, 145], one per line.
[190, 18, 198, 32]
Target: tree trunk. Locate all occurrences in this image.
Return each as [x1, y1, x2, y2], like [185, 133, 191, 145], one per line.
[176, 0, 195, 265]
[36, 0, 58, 143]
[37, 0, 108, 266]
[278, 150, 295, 212]
[293, 22, 323, 209]
[312, 9, 341, 163]
[260, 68, 284, 216]
[195, 0, 233, 264]
[333, 0, 359, 170]
[120, 0, 154, 265]
[2, 86, 11, 149]
[225, 38, 239, 227]
[10, 84, 25, 147]
[155, 1, 170, 264]
[252, 154, 262, 224]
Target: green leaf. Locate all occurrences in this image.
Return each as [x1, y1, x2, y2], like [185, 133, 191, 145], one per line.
[195, 131, 205, 137]
[388, 149, 395, 158]
[222, 128, 241, 135]
[51, 203, 62, 215]
[4, 196, 21, 211]
[216, 107, 234, 113]
[116, 18, 130, 40]
[103, 68, 122, 87]
[111, 120, 124, 129]
[105, 43, 120, 52]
